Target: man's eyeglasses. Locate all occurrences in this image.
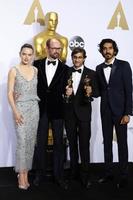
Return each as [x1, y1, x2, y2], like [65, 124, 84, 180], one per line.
[73, 56, 84, 60]
[49, 47, 62, 50]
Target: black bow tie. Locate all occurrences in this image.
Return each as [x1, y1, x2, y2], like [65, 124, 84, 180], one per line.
[47, 60, 56, 65]
[72, 68, 82, 73]
[104, 64, 112, 68]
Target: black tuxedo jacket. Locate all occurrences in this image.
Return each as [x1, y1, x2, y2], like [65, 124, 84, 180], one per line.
[64, 66, 99, 121]
[34, 58, 68, 119]
[96, 58, 132, 117]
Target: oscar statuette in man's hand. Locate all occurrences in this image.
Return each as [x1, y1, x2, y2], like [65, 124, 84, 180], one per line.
[64, 75, 73, 103]
[83, 75, 93, 102]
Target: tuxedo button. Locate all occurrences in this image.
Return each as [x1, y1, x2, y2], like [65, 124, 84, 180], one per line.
[46, 89, 51, 93]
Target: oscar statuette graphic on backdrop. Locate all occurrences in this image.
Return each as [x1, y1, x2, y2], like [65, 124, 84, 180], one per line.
[107, 1, 129, 30]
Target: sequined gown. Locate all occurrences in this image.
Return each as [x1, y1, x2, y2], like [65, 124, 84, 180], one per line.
[14, 67, 39, 172]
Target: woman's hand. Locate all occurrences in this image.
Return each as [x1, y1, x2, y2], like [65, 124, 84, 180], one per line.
[14, 111, 24, 126]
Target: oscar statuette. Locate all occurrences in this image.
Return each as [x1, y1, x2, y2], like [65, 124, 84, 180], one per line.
[83, 75, 93, 102]
[64, 75, 73, 103]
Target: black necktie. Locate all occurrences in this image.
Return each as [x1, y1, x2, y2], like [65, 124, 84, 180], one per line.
[72, 68, 82, 73]
[104, 64, 112, 68]
[47, 60, 56, 65]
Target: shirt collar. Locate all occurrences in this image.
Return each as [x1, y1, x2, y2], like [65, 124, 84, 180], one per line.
[73, 65, 84, 72]
[105, 57, 115, 65]
[46, 58, 58, 66]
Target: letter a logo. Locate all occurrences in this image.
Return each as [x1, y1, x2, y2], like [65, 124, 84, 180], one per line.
[24, 0, 45, 25]
[107, 1, 129, 30]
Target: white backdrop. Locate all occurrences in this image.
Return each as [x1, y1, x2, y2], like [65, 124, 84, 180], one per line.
[0, 0, 133, 167]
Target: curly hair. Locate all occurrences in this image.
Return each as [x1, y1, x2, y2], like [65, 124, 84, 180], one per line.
[98, 38, 119, 56]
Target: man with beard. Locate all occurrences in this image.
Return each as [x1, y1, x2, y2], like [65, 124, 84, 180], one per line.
[33, 38, 68, 190]
[96, 38, 132, 188]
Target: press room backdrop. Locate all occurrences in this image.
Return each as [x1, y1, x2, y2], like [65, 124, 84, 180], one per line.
[0, 0, 133, 167]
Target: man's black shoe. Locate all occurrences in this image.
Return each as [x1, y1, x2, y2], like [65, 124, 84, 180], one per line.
[81, 178, 92, 189]
[85, 180, 92, 189]
[117, 178, 128, 189]
[55, 179, 68, 190]
[33, 174, 43, 186]
[98, 175, 114, 184]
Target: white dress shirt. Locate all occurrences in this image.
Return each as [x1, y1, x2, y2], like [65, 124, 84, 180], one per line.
[72, 65, 84, 95]
[103, 58, 115, 83]
[45, 58, 58, 86]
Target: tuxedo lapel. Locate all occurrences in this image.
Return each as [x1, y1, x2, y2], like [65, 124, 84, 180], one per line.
[108, 59, 117, 84]
[39, 58, 48, 87]
[99, 64, 108, 86]
[76, 67, 88, 95]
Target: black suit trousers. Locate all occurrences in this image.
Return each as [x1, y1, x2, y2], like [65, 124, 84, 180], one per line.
[65, 114, 91, 176]
[101, 106, 128, 178]
[33, 112, 64, 180]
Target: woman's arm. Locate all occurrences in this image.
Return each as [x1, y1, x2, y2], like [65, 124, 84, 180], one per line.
[7, 68, 23, 125]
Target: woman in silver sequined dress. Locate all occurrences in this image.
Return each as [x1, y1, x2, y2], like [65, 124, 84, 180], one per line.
[7, 44, 39, 190]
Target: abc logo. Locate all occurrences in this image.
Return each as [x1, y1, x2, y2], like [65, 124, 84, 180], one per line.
[69, 36, 85, 50]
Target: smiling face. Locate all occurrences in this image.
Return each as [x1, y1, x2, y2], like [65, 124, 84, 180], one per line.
[72, 52, 85, 69]
[102, 42, 116, 62]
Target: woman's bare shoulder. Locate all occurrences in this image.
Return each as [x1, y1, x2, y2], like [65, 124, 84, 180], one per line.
[8, 66, 17, 76]
[33, 65, 38, 74]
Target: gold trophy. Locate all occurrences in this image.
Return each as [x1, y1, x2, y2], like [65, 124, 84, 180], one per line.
[83, 75, 93, 102]
[34, 12, 68, 62]
[64, 75, 73, 103]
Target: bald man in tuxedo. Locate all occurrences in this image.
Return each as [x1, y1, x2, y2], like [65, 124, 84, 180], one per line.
[33, 38, 68, 190]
